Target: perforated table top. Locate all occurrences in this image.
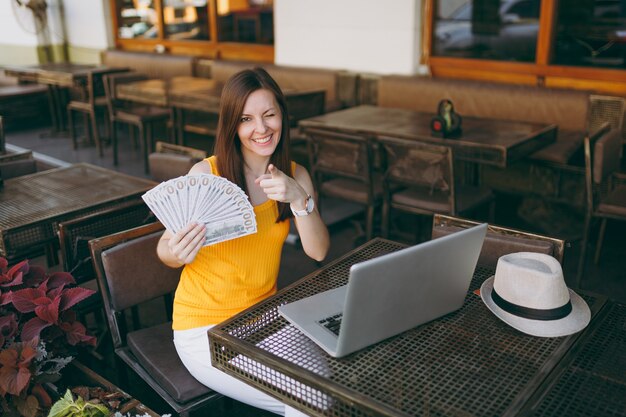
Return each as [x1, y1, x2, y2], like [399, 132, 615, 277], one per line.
[208, 238, 609, 417]
[0, 163, 155, 257]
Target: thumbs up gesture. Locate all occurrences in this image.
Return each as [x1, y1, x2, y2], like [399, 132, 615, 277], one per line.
[255, 164, 305, 204]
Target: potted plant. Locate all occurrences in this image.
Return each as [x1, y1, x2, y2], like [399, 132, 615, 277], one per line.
[0, 256, 96, 417]
[46, 364, 162, 417]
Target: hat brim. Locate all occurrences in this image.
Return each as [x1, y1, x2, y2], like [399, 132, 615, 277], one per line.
[480, 276, 591, 337]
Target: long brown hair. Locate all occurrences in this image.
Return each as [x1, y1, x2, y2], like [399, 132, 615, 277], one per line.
[214, 67, 292, 222]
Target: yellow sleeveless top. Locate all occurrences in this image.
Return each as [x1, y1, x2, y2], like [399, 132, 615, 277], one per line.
[172, 156, 292, 329]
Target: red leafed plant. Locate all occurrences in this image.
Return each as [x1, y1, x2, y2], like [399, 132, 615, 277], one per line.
[0, 257, 97, 417]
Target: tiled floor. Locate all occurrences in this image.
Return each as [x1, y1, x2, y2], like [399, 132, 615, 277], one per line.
[5, 123, 626, 416]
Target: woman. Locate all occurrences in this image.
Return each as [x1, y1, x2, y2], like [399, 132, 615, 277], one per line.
[157, 67, 330, 416]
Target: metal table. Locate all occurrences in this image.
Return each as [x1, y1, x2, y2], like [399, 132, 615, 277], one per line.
[0, 163, 155, 262]
[299, 105, 557, 168]
[208, 238, 617, 417]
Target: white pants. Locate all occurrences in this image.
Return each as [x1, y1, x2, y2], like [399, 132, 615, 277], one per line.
[173, 324, 309, 417]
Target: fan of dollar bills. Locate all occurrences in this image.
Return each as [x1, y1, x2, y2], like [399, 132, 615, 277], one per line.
[142, 174, 257, 246]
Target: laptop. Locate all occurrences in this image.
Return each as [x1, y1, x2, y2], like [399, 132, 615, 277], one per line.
[278, 223, 487, 358]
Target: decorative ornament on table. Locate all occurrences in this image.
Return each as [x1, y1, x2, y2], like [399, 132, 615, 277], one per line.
[430, 99, 462, 138]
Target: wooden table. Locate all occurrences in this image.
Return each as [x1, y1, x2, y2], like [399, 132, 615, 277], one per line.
[3, 64, 126, 134]
[117, 76, 326, 146]
[116, 76, 220, 144]
[299, 105, 558, 168]
[116, 76, 219, 108]
[0, 163, 155, 262]
[208, 238, 624, 417]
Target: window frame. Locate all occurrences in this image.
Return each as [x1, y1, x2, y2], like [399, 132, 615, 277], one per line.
[109, 0, 274, 62]
[423, 0, 626, 95]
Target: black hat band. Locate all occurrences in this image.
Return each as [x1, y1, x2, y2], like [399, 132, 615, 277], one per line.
[491, 288, 572, 321]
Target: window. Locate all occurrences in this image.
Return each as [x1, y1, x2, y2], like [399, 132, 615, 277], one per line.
[163, 0, 210, 41]
[432, 0, 540, 62]
[552, 0, 626, 69]
[112, 0, 274, 61]
[427, 0, 626, 95]
[117, 0, 158, 39]
[216, 0, 274, 44]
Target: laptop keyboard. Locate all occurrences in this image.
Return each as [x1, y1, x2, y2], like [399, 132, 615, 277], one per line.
[318, 313, 343, 336]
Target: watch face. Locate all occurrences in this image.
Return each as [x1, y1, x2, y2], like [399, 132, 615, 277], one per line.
[305, 195, 314, 213]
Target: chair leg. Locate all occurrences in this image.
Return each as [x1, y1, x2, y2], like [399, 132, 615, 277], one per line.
[487, 198, 496, 223]
[365, 205, 374, 242]
[83, 112, 92, 143]
[594, 218, 607, 264]
[90, 111, 103, 157]
[102, 109, 110, 140]
[130, 124, 138, 149]
[68, 108, 77, 149]
[112, 121, 119, 166]
[381, 201, 390, 239]
[576, 214, 592, 289]
[140, 123, 150, 174]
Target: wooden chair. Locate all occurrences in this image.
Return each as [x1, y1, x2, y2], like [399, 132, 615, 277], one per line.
[306, 127, 379, 241]
[103, 72, 171, 174]
[378, 136, 494, 241]
[431, 214, 565, 269]
[287, 90, 326, 168]
[57, 199, 155, 359]
[67, 68, 127, 157]
[148, 141, 207, 182]
[89, 222, 222, 416]
[576, 124, 626, 287]
[177, 109, 219, 147]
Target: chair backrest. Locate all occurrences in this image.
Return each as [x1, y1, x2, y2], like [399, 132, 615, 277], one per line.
[58, 199, 154, 284]
[285, 89, 326, 128]
[154, 141, 207, 159]
[148, 141, 207, 182]
[103, 72, 149, 118]
[584, 122, 621, 213]
[431, 214, 565, 268]
[89, 222, 181, 348]
[84, 68, 127, 106]
[306, 127, 374, 182]
[378, 135, 456, 213]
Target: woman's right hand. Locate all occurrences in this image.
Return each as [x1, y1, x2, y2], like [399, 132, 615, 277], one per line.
[167, 222, 206, 265]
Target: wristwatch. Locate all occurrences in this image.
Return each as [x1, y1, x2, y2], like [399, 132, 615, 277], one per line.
[291, 195, 314, 217]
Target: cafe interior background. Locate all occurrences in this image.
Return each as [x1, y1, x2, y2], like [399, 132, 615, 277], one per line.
[1, 1, 626, 416]
[2, 0, 626, 311]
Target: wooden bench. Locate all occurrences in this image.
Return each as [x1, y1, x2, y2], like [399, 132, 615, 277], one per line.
[197, 59, 358, 112]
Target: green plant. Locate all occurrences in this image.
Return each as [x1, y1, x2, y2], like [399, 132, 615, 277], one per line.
[0, 257, 96, 417]
[47, 390, 109, 417]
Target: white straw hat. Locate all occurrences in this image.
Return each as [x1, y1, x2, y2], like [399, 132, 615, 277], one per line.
[480, 252, 590, 337]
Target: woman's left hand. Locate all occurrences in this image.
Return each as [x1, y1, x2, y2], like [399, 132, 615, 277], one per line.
[255, 164, 306, 205]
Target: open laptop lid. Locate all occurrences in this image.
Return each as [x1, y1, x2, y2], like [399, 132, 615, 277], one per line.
[335, 223, 487, 356]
